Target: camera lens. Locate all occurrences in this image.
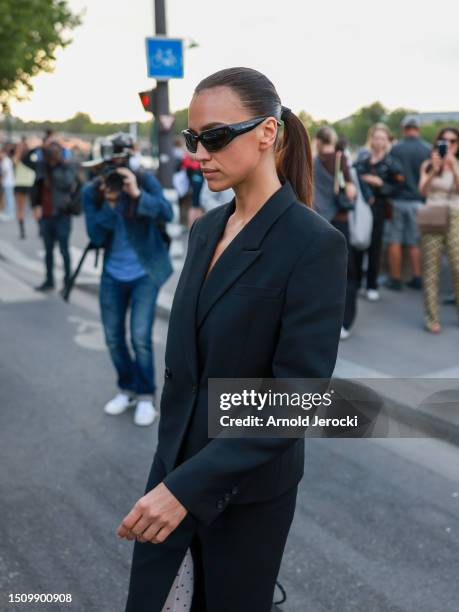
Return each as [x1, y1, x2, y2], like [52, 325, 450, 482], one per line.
[104, 170, 125, 192]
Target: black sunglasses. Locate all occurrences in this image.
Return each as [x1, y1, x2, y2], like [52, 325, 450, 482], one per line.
[182, 116, 281, 153]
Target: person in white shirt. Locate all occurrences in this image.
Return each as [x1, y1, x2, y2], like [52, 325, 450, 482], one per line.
[0, 147, 16, 220]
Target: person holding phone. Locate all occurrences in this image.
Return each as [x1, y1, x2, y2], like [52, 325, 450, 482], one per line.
[117, 67, 347, 612]
[418, 127, 459, 332]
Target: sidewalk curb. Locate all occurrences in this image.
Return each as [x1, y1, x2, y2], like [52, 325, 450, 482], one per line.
[381, 394, 459, 447]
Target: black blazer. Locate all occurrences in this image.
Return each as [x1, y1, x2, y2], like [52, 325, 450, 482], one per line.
[154, 180, 347, 526]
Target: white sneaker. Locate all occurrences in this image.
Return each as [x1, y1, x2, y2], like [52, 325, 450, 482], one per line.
[366, 289, 380, 302]
[104, 392, 135, 416]
[133, 400, 158, 427]
[340, 327, 351, 341]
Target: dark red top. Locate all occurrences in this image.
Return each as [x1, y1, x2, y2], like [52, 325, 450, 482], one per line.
[41, 180, 53, 217]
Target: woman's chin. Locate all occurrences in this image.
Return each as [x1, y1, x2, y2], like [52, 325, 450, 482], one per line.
[207, 177, 229, 192]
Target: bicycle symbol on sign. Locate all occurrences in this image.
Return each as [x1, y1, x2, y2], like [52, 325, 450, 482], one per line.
[152, 48, 178, 69]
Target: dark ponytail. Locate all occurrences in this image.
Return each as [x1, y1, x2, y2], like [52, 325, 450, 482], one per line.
[276, 110, 313, 207]
[194, 67, 313, 207]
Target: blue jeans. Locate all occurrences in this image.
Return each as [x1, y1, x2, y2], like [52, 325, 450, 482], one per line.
[99, 271, 159, 398]
[40, 215, 72, 285]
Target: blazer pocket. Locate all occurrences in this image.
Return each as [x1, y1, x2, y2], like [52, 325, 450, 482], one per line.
[232, 284, 283, 299]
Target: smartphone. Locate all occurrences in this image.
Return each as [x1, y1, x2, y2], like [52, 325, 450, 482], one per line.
[436, 140, 448, 158]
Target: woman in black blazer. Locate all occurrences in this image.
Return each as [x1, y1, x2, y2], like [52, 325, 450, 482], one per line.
[117, 67, 347, 612]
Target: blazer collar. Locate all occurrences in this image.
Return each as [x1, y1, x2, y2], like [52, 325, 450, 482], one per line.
[197, 179, 298, 249]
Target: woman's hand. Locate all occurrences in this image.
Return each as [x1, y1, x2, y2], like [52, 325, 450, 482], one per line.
[361, 174, 383, 188]
[117, 483, 188, 544]
[345, 182, 357, 202]
[431, 150, 443, 174]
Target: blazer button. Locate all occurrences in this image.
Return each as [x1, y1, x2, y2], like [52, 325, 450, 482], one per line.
[224, 493, 231, 502]
[165, 367, 172, 379]
[216, 499, 224, 509]
[192, 384, 197, 393]
[231, 486, 238, 495]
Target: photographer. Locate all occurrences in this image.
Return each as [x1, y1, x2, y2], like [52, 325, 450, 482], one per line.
[22, 140, 77, 292]
[418, 127, 459, 333]
[82, 134, 173, 426]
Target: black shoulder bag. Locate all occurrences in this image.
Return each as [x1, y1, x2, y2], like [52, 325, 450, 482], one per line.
[334, 151, 355, 212]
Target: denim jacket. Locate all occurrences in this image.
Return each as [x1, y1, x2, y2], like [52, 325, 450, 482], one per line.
[82, 172, 174, 289]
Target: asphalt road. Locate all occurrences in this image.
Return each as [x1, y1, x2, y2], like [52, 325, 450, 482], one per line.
[1, 247, 458, 612]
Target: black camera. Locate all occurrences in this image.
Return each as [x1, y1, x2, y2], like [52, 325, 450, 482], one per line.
[101, 163, 127, 193]
[98, 133, 135, 193]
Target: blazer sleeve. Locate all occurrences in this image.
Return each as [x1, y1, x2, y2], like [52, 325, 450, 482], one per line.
[163, 226, 348, 525]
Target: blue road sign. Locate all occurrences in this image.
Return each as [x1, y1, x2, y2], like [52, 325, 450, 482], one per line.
[145, 37, 184, 79]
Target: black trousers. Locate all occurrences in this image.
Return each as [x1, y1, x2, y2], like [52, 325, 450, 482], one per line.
[331, 219, 357, 330]
[189, 486, 297, 612]
[125, 485, 298, 612]
[40, 215, 72, 285]
[353, 201, 386, 291]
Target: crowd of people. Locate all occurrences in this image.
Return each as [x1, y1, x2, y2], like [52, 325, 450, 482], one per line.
[1, 115, 459, 426]
[312, 117, 459, 338]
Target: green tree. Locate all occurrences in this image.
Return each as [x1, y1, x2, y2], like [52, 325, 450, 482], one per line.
[298, 110, 326, 135]
[336, 101, 387, 145]
[172, 108, 189, 136]
[0, 0, 82, 108]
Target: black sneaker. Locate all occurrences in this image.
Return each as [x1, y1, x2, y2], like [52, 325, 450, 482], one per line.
[384, 277, 403, 291]
[34, 281, 55, 292]
[406, 276, 422, 290]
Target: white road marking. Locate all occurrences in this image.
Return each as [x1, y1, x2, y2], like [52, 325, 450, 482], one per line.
[0, 265, 45, 303]
[68, 315, 106, 351]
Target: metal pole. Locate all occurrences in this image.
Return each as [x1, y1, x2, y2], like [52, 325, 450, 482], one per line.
[154, 0, 174, 188]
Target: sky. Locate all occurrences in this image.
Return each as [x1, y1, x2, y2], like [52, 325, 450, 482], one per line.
[8, 0, 459, 123]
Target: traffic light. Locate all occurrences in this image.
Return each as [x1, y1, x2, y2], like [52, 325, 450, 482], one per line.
[138, 89, 157, 114]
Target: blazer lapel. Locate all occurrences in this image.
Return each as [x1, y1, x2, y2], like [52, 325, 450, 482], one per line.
[179, 180, 298, 382]
[179, 202, 233, 382]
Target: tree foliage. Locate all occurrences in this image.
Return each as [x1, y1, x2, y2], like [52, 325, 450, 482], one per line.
[299, 101, 459, 147]
[3, 103, 459, 149]
[0, 0, 81, 108]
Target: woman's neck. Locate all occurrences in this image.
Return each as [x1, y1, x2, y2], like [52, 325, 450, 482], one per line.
[232, 162, 282, 225]
[370, 149, 385, 163]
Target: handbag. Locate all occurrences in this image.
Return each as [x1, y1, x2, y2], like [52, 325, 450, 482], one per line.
[348, 166, 373, 250]
[416, 203, 450, 233]
[334, 151, 355, 212]
[416, 178, 455, 233]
